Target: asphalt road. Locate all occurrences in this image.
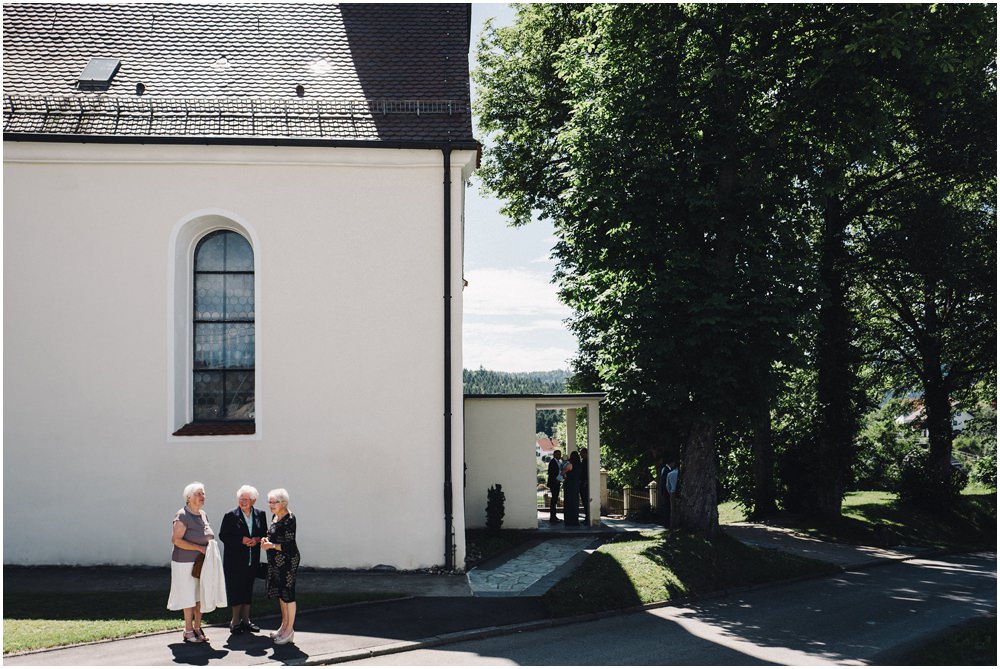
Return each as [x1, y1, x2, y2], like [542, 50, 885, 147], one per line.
[346, 551, 997, 666]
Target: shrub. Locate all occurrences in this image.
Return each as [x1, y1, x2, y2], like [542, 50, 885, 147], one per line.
[972, 442, 997, 489]
[853, 399, 921, 491]
[898, 448, 968, 508]
[485, 483, 505, 533]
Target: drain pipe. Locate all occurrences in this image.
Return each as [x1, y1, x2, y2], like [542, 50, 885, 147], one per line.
[442, 144, 455, 571]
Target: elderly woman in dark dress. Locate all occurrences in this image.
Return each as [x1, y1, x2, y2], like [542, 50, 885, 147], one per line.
[219, 484, 267, 634]
[261, 488, 300, 645]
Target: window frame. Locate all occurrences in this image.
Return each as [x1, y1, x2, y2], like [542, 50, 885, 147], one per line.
[168, 211, 262, 440]
[191, 230, 255, 425]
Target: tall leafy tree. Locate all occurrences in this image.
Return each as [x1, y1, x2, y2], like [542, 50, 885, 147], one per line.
[475, 3, 995, 530]
[477, 4, 808, 534]
[820, 4, 997, 499]
[763, 3, 994, 516]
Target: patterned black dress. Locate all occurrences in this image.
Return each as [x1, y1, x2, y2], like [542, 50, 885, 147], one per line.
[265, 512, 300, 602]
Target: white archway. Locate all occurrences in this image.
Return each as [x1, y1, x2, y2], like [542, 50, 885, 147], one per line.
[464, 393, 605, 529]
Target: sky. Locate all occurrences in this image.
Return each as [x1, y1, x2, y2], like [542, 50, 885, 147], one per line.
[462, 3, 578, 373]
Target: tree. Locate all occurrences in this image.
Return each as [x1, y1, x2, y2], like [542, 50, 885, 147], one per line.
[769, 3, 995, 516]
[475, 3, 995, 530]
[851, 5, 997, 495]
[477, 4, 810, 535]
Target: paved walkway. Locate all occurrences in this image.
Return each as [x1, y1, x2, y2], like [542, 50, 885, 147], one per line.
[4, 518, 940, 666]
[724, 521, 929, 568]
[468, 536, 597, 596]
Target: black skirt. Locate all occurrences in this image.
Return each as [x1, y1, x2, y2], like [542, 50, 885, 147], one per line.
[223, 561, 257, 605]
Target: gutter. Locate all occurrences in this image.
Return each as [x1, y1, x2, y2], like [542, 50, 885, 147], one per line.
[442, 144, 455, 571]
[1, 132, 480, 152]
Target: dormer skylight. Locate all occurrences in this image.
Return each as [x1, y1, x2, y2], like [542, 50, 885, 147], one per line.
[78, 57, 120, 90]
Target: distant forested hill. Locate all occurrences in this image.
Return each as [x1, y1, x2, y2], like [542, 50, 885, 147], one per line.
[463, 368, 570, 395]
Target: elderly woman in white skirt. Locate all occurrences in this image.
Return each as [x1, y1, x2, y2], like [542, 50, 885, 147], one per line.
[168, 481, 216, 643]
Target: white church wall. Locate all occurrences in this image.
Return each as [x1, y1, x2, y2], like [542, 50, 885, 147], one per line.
[3, 141, 474, 569]
[463, 398, 541, 530]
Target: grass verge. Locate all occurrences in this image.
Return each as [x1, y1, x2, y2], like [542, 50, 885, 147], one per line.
[887, 616, 997, 666]
[541, 530, 836, 616]
[782, 490, 997, 551]
[3, 591, 400, 655]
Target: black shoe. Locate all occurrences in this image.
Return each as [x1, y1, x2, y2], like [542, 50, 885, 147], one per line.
[244, 621, 260, 633]
[230, 623, 244, 634]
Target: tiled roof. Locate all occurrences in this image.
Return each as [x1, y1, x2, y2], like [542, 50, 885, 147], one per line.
[3, 3, 475, 144]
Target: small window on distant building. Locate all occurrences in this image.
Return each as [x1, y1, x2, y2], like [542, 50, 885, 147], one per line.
[192, 230, 255, 424]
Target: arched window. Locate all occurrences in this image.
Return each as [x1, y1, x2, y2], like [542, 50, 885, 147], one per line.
[192, 230, 255, 424]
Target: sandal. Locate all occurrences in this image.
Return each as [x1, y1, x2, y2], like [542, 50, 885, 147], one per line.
[183, 630, 203, 644]
[194, 628, 209, 642]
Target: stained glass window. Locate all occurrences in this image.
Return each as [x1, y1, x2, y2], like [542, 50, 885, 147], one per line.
[193, 231, 255, 422]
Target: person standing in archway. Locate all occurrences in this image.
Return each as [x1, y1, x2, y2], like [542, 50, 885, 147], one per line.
[547, 450, 563, 524]
[578, 448, 590, 526]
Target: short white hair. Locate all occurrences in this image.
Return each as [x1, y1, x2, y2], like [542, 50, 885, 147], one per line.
[267, 488, 289, 504]
[236, 485, 259, 500]
[183, 481, 205, 502]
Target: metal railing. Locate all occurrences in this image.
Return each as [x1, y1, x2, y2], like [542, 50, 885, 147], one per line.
[605, 484, 657, 517]
[3, 95, 468, 137]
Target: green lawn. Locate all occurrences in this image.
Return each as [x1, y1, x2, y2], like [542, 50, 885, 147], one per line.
[542, 488, 996, 617]
[541, 530, 836, 616]
[784, 489, 997, 551]
[887, 616, 997, 666]
[3, 591, 399, 655]
[718, 500, 748, 524]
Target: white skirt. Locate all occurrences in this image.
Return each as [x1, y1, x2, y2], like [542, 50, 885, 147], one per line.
[166, 560, 200, 611]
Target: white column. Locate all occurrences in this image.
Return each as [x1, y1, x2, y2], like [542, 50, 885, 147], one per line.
[565, 408, 577, 453]
[587, 400, 601, 526]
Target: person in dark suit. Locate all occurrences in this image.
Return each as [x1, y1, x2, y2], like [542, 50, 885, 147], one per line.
[219, 484, 268, 634]
[578, 447, 590, 525]
[563, 450, 581, 526]
[547, 450, 563, 524]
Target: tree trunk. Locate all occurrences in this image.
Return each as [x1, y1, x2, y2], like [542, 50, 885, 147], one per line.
[920, 291, 954, 485]
[810, 194, 857, 520]
[676, 417, 720, 536]
[750, 395, 778, 518]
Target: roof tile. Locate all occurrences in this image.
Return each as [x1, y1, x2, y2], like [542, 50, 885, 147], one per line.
[3, 3, 475, 144]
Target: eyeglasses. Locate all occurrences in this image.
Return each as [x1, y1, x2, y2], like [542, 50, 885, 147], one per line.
[268, 500, 280, 504]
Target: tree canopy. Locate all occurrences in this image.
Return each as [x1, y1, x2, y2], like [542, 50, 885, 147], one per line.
[475, 3, 996, 533]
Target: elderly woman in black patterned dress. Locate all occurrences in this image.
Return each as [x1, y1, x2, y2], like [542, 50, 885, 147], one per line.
[261, 488, 300, 645]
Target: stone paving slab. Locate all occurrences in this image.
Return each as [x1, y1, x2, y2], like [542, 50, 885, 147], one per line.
[468, 537, 595, 596]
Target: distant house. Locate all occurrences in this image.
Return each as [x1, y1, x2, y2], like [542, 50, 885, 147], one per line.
[4, 3, 478, 570]
[536, 437, 560, 459]
[894, 399, 974, 441]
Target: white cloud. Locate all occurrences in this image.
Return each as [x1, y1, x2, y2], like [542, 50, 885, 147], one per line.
[463, 267, 570, 318]
[461, 268, 577, 371]
[461, 270, 577, 371]
[463, 320, 568, 337]
[462, 337, 575, 373]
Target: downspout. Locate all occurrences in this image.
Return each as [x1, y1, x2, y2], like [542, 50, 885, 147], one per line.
[442, 144, 455, 571]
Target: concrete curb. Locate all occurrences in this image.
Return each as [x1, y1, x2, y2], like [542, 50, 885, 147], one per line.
[1, 596, 418, 660]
